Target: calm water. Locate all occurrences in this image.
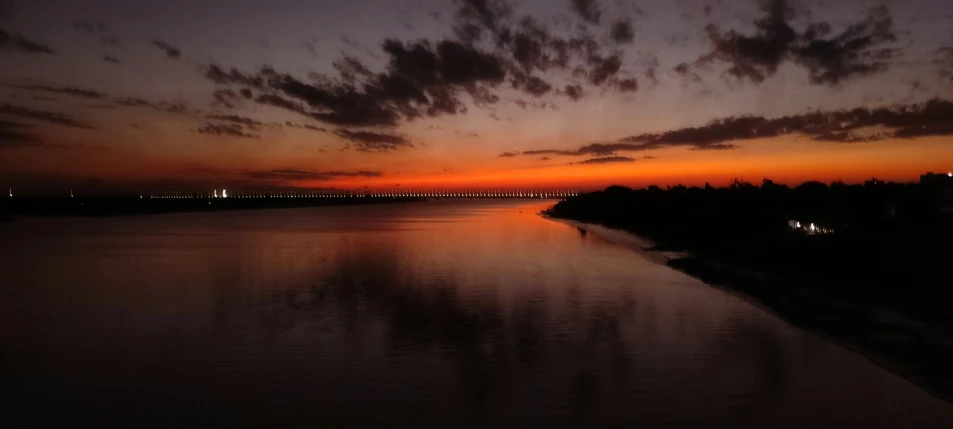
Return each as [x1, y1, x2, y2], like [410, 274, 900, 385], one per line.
[2, 200, 951, 428]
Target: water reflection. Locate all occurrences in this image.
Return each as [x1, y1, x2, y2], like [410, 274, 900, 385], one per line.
[1, 200, 951, 428]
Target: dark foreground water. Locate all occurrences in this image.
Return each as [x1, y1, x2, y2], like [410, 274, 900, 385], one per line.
[2, 200, 951, 428]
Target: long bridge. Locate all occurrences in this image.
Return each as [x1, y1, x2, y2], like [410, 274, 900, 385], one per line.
[145, 189, 579, 199]
[1, 189, 582, 216]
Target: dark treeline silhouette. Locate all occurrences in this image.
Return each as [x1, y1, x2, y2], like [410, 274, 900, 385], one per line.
[548, 177, 953, 322]
[549, 175, 953, 323]
[547, 176, 953, 401]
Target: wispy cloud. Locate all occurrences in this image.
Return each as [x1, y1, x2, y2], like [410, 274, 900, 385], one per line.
[196, 123, 259, 139]
[17, 85, 107, 100]
[574, 156, 635, 165]
[334, 129, 412, 152]
[509, 98, 953, 155]
[0, 28, 54, 54]
[151, 40, 181, 59]
[0, 104, 94, 129]
[245, 169, 383, 181]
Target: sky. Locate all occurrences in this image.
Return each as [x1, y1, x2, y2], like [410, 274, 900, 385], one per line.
[1, 0, 952, 194]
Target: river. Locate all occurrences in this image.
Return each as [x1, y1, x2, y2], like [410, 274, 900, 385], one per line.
[2, 200, 951, 428]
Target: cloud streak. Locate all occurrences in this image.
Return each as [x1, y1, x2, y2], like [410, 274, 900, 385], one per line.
[117, 97, 194, 116]
[507, 98, 953, 156]
[17, 85, 107, 100]
[574, 156, 635, 164]
[196, 123, 259, 139]
[0, 104, 94, 129]
[245, 169, 383, 181]
[0, 119, 37, 147]
[334, 129, 412, 151]
[151, 40, 181, 59]
[0, 28, 55, 54]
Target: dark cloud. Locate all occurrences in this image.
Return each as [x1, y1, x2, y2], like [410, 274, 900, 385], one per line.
[571, 0, 602, 25]
[196, 123, 259, 139]
[616, 78, 638, 92]
[0, 104, 94, 129]
[102, 55, 120, 64]
[575, 156, 635, 164]
[0, 119, 82, 149]
[699, 0, 795, 83]
[793, 5, 896, 85]
[689, 143, 738, 150]
[284, 121, 328, 132]
[453, 0, 513, 42]
[0, 28, 55, 54]
[205, 38, 508, 128]
[151, 40, 181, 59]
[204, 65, 268, 89]
[512, 99, 953, 156]
[245, 169, 383, 181]
[334, 129, 412, 152]
[893, 122, 953, 139]
[674, 62, 703, 83]
[520, 74, 553, 96]
[564, 84, 584, 101]
[610, 19, 635, 44]
[498, 151, 519, 157]
[539, 156, 550, 160]
[201, 0, 649, 125]
[117, 98, 193, 116]
[588, 54, 622, 85]
[211, 89, 244, 109]
[18, 85, 107, 100]
[518, 142, 645, 157]
[333, 55, 373, 81]
[0, 119, 37, 147]
[255, 94, 302, 112]
[206, 114, 262, 129]
[700, 0, 897, 85]
[811, 131, 884, 143]
[521, 150, 561, 156]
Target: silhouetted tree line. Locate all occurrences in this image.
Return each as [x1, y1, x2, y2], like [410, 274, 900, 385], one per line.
[547, 179, 953, 323]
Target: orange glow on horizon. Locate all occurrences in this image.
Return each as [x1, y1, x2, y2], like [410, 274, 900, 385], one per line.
[2, 130, 951, 194]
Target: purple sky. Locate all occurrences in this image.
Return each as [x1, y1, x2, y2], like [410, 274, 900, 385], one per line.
[1, 0, 952, 192]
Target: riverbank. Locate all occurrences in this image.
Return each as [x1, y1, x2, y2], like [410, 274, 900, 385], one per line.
[542, 210, 953, 405]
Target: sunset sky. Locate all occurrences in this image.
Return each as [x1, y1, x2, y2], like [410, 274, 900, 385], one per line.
[1, 0, 952, 194]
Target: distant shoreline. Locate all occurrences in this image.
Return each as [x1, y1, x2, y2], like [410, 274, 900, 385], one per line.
[0, 196, 426, 219]
[542, 211, 953, 405]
